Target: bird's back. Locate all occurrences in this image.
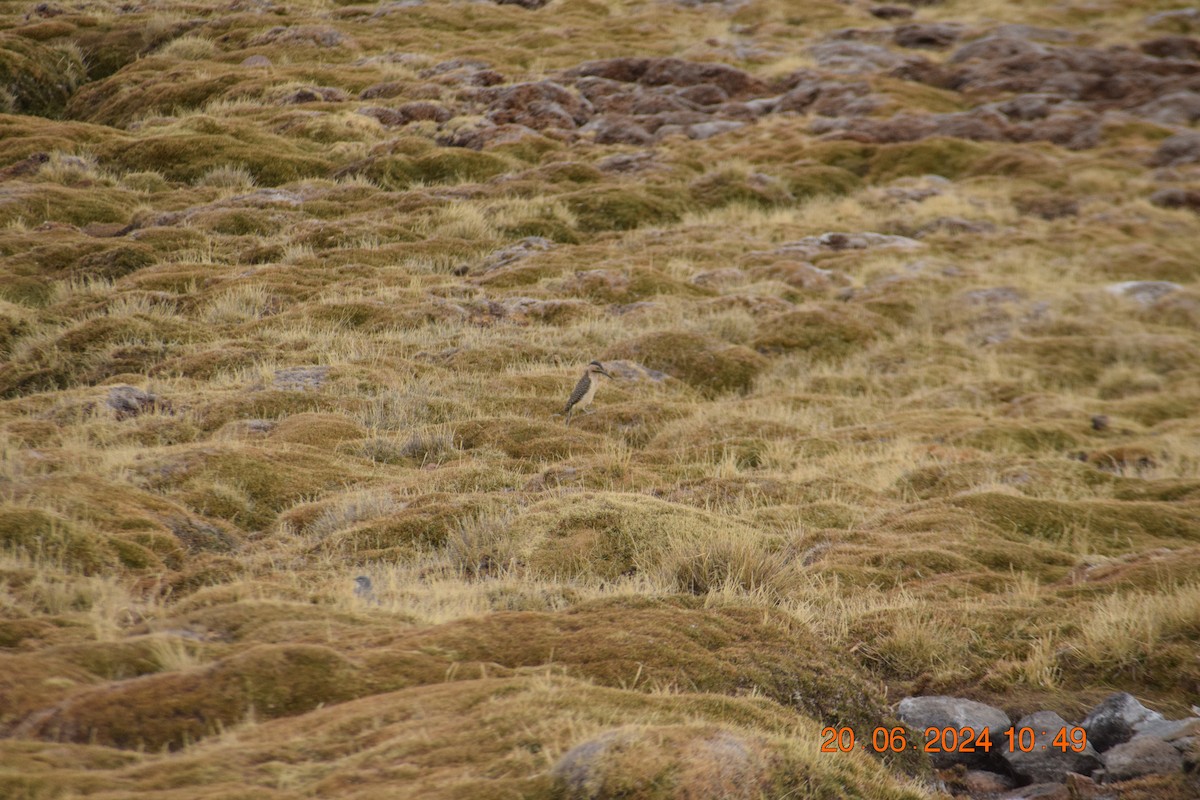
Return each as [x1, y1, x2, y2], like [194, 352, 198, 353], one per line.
[564, 372, 592, 412]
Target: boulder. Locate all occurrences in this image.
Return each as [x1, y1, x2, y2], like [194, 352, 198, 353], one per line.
[566, 58, 765, 97]
[869, 5, 913, 20]
[1101, 735, 1182, 780]
[106, 386, 160, 420]
[481, 81, 592, 130]
[963, 769, 1016, 793]
[1081, 692, 1164, 751]
[1002, 711, 1101, 783]
[1147, 133, 1195, 167]
[896, 696, 1009, 768]
[1104, 281, 1183, 306]
[893, 23, 961, 50]
[1139, 35, 1200, 60]
[1149, 188, 1200, 213]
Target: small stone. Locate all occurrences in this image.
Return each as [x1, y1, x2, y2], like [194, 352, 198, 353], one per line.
[897, 696, 1010, 768]
[1105, 280, 1182, 306]
[1002, 711, 1101, 783]
[1102, 735, 1183, 780]
[272, 366, 329, 391]
[963, 286, 1025, 305]
[1149, 188, 1200, 212]
[869, 5, 913, 20]
[963, 769, 1016, 793]
[241, 54, 272, 67]
[997, 782, 1070, 799]
[893, 23, 961, 50]
[106, 385, 159, 420]
[1090, 415, 1109, 432]
[1150, 132, 1200, 167]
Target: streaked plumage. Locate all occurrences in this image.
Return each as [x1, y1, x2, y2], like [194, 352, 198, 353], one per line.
[563, 361, 613, 425]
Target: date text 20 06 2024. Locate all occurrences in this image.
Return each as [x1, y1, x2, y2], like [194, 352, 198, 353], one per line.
[821, 726, 1089, 754]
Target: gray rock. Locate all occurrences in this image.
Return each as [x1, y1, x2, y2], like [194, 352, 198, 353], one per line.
[1003, 711, 1101, 783]
[996, 783, 1070, 799]
[896, 696, 1009, 768]
[106, 385, 159, 420]
[963, 769, 1016, 793]
[1102, 735, 1182, 780]
[272, 366, 329, 391]
[1081, 692, 1164, 752]
[1105, 281, 1183, 306]
[1133, 90, 1200, 125]
[1133, 716, 1200, 742]
[1150, 132, 1200, 167]
[963, 286, 1025, 305]
[810, 41, 915, 74]
[477, 236, 555, 274]
[755, 231, 922, 260]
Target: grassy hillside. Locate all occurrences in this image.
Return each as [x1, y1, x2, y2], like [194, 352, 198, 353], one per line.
[1, 0, 1198, 796]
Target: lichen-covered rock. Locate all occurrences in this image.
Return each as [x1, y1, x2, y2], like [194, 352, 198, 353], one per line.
[897, 696, 1009, 768]
[1102, 735, 1183, 780]
[1002, 711, 1101, 782]
[1082, 692, 1166, 752]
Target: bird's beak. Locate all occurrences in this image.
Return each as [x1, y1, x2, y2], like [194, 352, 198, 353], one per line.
[598, 368, 613, 379]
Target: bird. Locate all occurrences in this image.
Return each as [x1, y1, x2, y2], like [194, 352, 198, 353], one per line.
[562, 360, 614, 425]
[353, 575, 376, 604]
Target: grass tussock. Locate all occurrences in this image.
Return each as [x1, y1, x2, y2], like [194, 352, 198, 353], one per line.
[0, 0, 1198, 796]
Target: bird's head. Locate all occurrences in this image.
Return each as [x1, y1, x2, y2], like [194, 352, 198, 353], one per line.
[588, 361, 614, 379]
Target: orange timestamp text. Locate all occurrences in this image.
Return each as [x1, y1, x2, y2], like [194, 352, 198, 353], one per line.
[820, 725, 1089, 754]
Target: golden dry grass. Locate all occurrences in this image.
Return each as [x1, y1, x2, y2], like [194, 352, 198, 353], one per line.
[1, 0, 1199, 796]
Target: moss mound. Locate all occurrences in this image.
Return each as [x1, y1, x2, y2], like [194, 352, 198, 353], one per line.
[455, 416, 597, 461]
[869, 138, 990, 181]
[605, 331, 766, 396]
[97, 130, 331, 185]
[506, 493, 759, 582]
[139, 445, 354, 531]
[777, 163, 862, 199]
[952, 492, 1200, 550]
[271, 412, 366, 448]
[689, 168, 792, 209]
[27, 644, 366, 750]
[752, 305, 887, 361]
[0, 507, 117, 574]
[564, 186, 687, 231]
[0, 35, 85, 117]
[405, 597, 893, 737]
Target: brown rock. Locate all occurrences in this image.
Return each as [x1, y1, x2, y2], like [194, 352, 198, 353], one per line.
[1140, 36, 1200, 60]
[567, 57, 766, 97]
[963, 769, 1016, 794]
[482, 81, 592, 130]
[1151, 132, 1200, 166]
[676, 84, 729, 106]
[106, 385, 161, 420]
[1150, 188, 1200, 212]
[359, 81, 407, 100]
[869, 5, 913, 20]
[893, 23, 961, 49]
[1102, 736, 1183, 780]
[581, 115, 654, 145]
[278, 86, 348, 104]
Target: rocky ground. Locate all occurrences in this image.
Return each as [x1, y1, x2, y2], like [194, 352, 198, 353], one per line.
[1, 0, 1199, 797]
